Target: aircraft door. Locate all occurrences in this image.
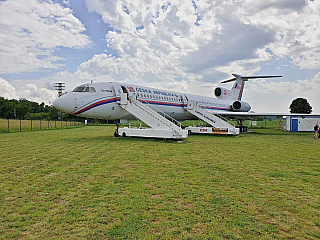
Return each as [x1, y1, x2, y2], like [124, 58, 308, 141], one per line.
[112, 83, 123, 103]
[181, 95, 188, 109]
[120, 86, 131, 100]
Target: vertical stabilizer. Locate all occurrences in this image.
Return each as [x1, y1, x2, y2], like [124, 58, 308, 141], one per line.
[231, 74, 245, 101]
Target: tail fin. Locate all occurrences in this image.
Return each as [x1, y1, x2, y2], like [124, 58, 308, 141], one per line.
[221, 74, 282, 101]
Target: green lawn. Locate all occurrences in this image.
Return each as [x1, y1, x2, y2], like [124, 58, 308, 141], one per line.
[1, 126, 319, 239]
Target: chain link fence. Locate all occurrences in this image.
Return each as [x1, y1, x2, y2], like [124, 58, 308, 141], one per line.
[0, 118, 84, 133]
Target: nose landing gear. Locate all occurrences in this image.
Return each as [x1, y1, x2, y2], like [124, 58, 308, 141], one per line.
[114, 122, 120, 137]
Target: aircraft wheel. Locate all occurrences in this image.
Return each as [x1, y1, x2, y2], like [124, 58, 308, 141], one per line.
[114, 130, 119, 137]
[188, 130, 192, 135]
[122, 132, 127, 137]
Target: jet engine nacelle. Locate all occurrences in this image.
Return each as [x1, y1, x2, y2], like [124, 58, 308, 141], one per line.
[214, 87, 233, 99]
[231, 100, 251, 112]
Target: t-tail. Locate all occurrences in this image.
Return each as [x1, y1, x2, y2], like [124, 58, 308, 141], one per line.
[214, 73, 282, 112]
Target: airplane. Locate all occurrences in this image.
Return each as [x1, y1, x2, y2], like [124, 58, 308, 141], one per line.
[52, 74, 315, 137]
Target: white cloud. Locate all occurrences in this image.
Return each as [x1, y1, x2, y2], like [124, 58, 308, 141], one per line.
[0, 78, 17, 99]
[246, 71, 320, 113]
[0, 0, 91, 74]
[76, 0, 214, 92]
[247, 70, 320, 95]
[80, 0, 320, 82]
[80, 0, 273, 87]
[241, 0, 320, 69]
[63, 0, 71, 7]
[0, 77, 57, 104]
[247, 0, 307, 11]
[18, 83, 56, 103]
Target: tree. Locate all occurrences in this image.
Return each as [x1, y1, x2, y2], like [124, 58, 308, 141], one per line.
[289, 98, 312, 114]
[0, 97, 64, 119]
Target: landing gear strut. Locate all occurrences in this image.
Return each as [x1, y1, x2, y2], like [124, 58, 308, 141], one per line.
[114, 122, 120, 137]
[237, 119, 248, 132]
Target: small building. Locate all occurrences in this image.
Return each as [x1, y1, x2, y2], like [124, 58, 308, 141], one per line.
[285, 116, 320, 132]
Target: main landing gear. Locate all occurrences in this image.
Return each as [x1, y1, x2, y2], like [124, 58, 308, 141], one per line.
[237, 119, 248, 132]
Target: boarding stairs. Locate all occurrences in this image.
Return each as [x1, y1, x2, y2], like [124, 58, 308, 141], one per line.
[116, 93, 187, 138]
[186, 101, 239, 135]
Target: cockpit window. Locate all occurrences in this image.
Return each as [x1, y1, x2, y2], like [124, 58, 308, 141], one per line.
[73, 84, 96, 93]
[73, 85, 86, 92]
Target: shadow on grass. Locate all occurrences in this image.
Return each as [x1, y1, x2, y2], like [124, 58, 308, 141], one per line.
[113, 136, 190, 144]
[65, 134, 190, 144]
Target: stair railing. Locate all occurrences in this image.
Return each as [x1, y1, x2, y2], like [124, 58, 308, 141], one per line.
[133, 96, 182, 129]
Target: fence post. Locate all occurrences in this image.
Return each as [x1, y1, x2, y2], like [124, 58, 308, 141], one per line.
[48, 119, 49, 129]
[55, 120, 56, 128]
[40, 119, 41, 130]
[20, 119, 22, 132]
[7, 119, 9, 133]
[31, 119, 32, 131]
[61, 119, 62, 128]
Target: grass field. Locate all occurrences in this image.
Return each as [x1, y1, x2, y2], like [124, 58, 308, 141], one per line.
[1, 126, 320, 239]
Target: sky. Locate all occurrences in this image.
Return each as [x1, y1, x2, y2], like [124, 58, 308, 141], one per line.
[0, 0, 319, 113]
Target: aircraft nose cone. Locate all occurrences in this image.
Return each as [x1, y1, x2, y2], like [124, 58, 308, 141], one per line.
[52, 93, 75, 113]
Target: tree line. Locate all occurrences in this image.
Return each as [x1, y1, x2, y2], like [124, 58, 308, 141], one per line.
[0, 97, 74, 120]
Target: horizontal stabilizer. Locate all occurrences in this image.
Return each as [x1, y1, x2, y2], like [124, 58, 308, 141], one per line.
[221, 74, 282, 83]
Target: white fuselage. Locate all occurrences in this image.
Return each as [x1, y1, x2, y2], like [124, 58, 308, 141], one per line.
[52, 82, 235, 120]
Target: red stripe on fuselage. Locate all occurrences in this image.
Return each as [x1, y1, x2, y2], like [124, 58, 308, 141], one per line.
[74, 98, 116, 115]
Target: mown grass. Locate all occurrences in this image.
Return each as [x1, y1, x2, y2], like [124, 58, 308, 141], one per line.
[1, 126, 320, 239]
